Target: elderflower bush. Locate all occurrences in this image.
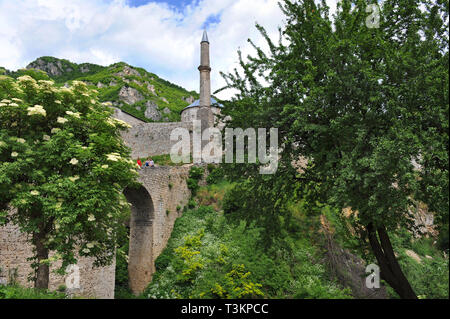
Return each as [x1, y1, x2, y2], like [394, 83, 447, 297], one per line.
[0, 74, 139, 283]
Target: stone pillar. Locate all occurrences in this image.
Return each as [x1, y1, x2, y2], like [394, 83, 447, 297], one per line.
[199, 30, 211, 108]
[124, 186, 155, 295]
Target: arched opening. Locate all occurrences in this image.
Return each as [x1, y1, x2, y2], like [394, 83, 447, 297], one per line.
[123, 185, 155, 295]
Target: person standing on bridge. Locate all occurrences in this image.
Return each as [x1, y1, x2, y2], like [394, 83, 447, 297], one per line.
[149, 159, 155, 168]
[137, 158, 142, 168]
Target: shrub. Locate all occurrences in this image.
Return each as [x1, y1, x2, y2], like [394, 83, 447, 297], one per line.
[206, 166, 224, 185]
[0, 285, 66, 299]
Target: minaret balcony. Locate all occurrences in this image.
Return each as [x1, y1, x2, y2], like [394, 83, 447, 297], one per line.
[198, 65, 211, 72]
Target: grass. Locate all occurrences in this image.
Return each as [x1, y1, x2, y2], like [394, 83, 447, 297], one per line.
[0, 285, 67, 299]
[137, 154, 193, 167]
[196, 180, 235, 211]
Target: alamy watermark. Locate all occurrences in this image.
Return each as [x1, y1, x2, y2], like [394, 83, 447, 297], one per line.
[65, 264, 80, 290]
[169, 120, 279, 174]
[365, 263, 380, 289]
[365, 3, 381, 29]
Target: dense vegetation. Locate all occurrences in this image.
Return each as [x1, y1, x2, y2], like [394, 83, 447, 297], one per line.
[0, 0, 447, 300]
[142, 169, 352, 299]
[217, 0, 448, 299]
[0, 73, 138, 289]
[1, 57, 199, 122]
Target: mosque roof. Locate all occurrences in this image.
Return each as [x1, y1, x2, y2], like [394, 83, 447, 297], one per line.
[181, 97, 223, 113]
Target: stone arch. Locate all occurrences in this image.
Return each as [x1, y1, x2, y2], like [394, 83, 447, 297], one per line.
[123, 185, 155, 295]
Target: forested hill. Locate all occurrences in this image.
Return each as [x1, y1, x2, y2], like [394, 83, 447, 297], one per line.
[0, 56, 199, 122]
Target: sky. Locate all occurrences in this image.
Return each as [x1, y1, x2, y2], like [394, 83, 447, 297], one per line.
[0, 0, 338, 99]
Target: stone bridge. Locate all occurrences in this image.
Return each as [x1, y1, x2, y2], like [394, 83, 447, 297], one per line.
[124, 165, 191, 294]
[0, 165, 192, 298]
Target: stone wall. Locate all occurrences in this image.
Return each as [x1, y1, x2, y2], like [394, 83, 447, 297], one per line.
[137, 165, 191, 262]
[0, 215, 115, 299]
[126, 165, 192, 294]
[121, 122, 193, 159]
[112, 107, 146, 127]
[0, 111, 198, 298]
[0, 165, 193, 297]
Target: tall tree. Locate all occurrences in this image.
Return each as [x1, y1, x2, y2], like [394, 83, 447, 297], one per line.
[0, 73, 139, 289]
[218, 0, 448, 299]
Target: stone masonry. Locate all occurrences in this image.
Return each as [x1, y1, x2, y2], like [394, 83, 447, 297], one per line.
[0, 30, 217, 298]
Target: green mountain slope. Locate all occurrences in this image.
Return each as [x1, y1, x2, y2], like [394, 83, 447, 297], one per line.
[2, 57, 199, 122]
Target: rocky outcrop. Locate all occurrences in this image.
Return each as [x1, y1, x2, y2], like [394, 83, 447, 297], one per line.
[320, 215, 388, 299]
[147, 83, 157, 96]
[182, 96, 195, 104]
[26, 58, 67, 77]
[119, 86, 144, 105]
[144, 101, 162, 121]
[116, 65, 141, 78]
[80, 65, 90, 73]
[410, 202, 436, 238]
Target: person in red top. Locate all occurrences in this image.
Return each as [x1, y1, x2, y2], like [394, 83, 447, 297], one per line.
[137, 158, 142, 168]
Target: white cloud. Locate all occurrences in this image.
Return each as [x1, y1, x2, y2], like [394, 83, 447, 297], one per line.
[0, 0, 336, 99]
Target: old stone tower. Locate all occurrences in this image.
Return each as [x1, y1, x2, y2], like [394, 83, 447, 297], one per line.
[0, 30, 221, 298]
[180, 30, 222, 128]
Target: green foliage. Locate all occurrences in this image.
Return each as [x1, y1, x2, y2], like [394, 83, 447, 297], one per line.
[2, 56, 200, 123]
[9, 68, 51, 81]
[437, 223, 449, 251]
[0, 284, 66, 299]
[187, 166, 204, 196]
[218, 0, 448, 298]
[187, 199, 197, 209]
[387, 231, 449, 299]
[0, 75, 138, 285]
[143, 205, 351, 299]
[174, 229, 205, 283]
[210, 264, 264, 299]
[206, 166, 225, 185]
[115, 242, 129, 291]
[196, 180, 234, 211]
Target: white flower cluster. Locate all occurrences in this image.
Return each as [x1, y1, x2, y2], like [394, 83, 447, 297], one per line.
[57, 117, 68, 124]
[65, 110, 81, 118]
[70, 158, 79, 165]
[106, 152, 122, 162]
[0, 98, 21, 107]
[17, 75, 36, 84]
[113, 118, 132, 129]
[27, 105, 47, 116]
[69, 175, 79, 182]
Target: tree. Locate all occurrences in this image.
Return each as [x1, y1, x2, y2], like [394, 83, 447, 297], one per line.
[218, 0, 448, 299]
[0, 74, 140, 289]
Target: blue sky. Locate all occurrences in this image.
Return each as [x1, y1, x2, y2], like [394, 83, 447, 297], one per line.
[127, 0, 194, 8]
[0, 0, 337, 99]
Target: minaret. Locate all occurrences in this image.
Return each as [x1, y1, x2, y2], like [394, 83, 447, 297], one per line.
[199, 29, 211, 107]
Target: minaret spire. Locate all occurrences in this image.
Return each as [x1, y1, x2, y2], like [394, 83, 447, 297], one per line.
[201, 29, 209, 43]
[199, 29, 211, 107]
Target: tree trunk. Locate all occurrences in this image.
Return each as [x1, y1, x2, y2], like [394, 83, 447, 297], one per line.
[367, 223, 417, 299]
[33, 233, 49, 290]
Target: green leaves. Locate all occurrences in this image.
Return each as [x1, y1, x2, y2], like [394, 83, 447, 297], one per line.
[0, 73, 138, 276]
[219, 0, 448, 232]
